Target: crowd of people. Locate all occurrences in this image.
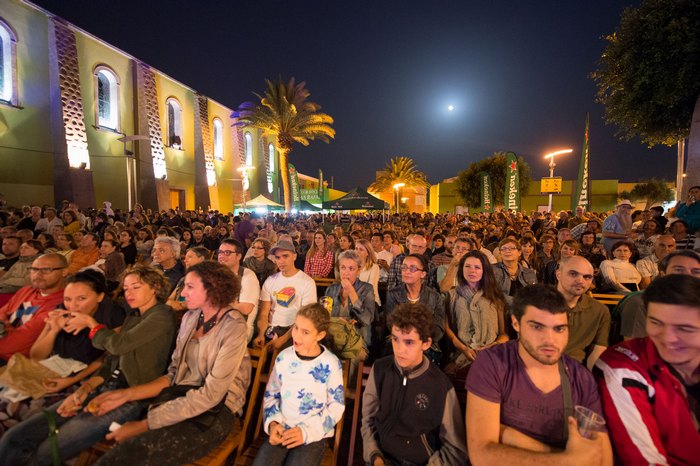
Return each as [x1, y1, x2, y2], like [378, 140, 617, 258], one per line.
[0, 189, 698, 465]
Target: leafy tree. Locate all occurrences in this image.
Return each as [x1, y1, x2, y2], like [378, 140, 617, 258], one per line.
[232, 77, 335, 211]
[369, 156, 429, 209]
[455, 152, 531, 209]
[592, 0, 700, 147]
[619, 179, 675, 209]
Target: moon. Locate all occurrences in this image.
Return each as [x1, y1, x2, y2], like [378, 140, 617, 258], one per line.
[448, 105, 454, 111]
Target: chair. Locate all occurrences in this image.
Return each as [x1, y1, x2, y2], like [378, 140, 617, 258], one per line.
[314, 277, 337, 296]
[590, 292, 625, 306]
[345, 361, 373, 466]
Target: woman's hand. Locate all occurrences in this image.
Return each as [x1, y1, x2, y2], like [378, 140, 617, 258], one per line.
[56, 386, 90, 417]
[88, 389, 130, 416]
[43, 376, 76, 393]
[463, 347, 477, 361]
[281, 426, 304, 449]
[105, 420, 149, 443]
[64, 312, 98, 335]
[44, 310, 69, 334]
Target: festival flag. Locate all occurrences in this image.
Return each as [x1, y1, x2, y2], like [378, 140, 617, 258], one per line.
[318, 169, 324, 201]
[288, 163, 302, 210]
[572, 113, 590, 211]
[504, 151, 520, 211]
[480, 171, 493, 213]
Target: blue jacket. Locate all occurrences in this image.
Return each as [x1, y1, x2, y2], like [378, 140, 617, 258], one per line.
[675, 201, 700, 233]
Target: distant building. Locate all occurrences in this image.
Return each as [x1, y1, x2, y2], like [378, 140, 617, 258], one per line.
[0, 0, 295, 211]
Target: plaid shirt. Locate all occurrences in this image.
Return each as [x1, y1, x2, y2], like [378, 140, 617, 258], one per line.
[304, 249, 334, 277]
[387, 253, 438, 290]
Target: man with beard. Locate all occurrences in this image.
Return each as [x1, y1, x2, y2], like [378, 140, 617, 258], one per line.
[466, 284, 612, 464]
[556, 257, 610, 370]
[601, 200, 634, 254]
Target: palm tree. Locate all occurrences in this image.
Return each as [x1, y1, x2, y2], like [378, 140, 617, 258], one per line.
[369, 156, 430, 209]
[232, 77, 335, 212]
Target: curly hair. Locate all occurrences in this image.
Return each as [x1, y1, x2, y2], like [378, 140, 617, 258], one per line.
[122, 264, 170, 303]
[186, 261, 240, 308]
[387, 302, 433, 342]
[297, 303, 330, 334]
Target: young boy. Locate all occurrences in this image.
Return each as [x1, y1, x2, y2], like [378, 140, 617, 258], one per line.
[361, 303, 467, 465]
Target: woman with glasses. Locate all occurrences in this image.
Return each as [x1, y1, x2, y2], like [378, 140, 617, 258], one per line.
[384, 254, 445, 363]
[243, 238, 276, 286]
[491, 238, 537, 302]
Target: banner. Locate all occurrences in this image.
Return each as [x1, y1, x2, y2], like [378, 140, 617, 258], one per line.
[288, 163, 302, 210]
[480, 171, 493, 213]
[504, 151, 520, 211]
[318, 169, 324, 201]
[572, 113, 590, 211]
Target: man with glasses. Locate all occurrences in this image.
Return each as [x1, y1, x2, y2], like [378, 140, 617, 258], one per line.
[217, 239, 260, 343]
[556, 256, 610, 370]
[387, 235, 437, 290]
[0, 253, 68, 364]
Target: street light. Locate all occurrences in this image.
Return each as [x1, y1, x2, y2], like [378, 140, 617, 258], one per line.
[237, 165, 255, 212]
[393, 182, 405, 214]
[543, 149, 573, 213]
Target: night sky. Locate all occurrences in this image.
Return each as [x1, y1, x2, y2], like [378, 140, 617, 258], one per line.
[32, 0, 677, 191]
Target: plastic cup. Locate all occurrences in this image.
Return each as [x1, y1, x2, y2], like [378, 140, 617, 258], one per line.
[574, 405, 606, 439]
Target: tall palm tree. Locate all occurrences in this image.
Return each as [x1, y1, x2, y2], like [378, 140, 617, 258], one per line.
[232, 77, 335, 212]
[369, 157, 430, 208]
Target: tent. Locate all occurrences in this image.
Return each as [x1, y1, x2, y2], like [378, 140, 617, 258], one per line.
[236, 194, 283, 208]
[298, 200, 322, 211]
[322, 186, 389, 210]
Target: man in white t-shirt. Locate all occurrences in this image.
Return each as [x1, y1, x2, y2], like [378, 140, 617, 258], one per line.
[217, 239, 260, 343]
[371, 232, 393, 284]
[253, 240, 317, 348]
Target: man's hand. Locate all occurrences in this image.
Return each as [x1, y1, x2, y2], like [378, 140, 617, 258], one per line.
[281, 426, 304, 448]
[56, 386, 89, 417]
[372, 456, 386, 466]
[105, 420, 148, 443]
[88, 389, 130, 416]
[563, 417, 603, 464]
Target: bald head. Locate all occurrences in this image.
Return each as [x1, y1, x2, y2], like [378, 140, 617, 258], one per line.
[556, 256, 594, 298]
[29, 253, 68, 293]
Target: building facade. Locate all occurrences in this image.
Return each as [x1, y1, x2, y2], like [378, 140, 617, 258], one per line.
[0, 0, 283, 211]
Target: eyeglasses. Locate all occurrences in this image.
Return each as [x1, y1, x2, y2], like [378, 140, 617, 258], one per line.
[28, 267, 65, 274]
[500, 246, 519, 252]
[408, 243, 426, 249]
[400, 265, 424, 273]
[217, 250, 238, 256]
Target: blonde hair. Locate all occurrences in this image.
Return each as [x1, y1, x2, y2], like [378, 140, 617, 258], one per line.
[355, 239, 377, 270]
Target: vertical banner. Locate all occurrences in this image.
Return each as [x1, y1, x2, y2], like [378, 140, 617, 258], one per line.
[288, 163, 302, 210]
[480, 171, 493, 213]
[318, 169, 324, 201]
[504, 151, 520, 211]
[572, 113, 590, 211]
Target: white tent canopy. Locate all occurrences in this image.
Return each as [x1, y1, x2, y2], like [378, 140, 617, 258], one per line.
[235, 194, 283, 207]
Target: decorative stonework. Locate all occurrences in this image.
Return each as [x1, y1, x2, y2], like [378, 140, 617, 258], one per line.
[136, 63, 167, 179]
[52, 19, 89, 169]
[196, 94, 215, 186]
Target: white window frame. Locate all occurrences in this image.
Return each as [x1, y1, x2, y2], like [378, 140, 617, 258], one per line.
[212, 117, 224, 160]
[93, 65, 120, 130]
[243, 132, 253, 190]
[0, 18, 18, 106]
[166, 97, 183, 150]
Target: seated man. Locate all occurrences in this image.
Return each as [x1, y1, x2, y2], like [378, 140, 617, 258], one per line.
[151, 236, 185, 294]
[635, 234, 676, 289]
[466, 284, 612, 465]
[362, 302, 467, 466]
[620, 250, 700, 340]
[595, 274, 700, 464]
[0, 235, 21, 278]
[66, 232, 100, 274]
[0, 253, 67, 363]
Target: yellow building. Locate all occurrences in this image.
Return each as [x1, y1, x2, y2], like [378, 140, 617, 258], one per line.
[0, 0, 283, 211]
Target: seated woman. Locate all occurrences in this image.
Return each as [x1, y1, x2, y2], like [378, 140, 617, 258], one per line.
[492, 238, 537, 303]
[166, 246, 209, 317]
[96, 239, 126, 291]
[253, 304, 344, 466]
[135, 227, 154, 263]
[324, 250, 376, 349]
[355, 239, 381, 306]
[599, 241, 641, 293]
[89, 261, 251, 465]
[444, 251, 508, 373]
[542, 239, 579, 285]
[118, 230, 137, 266]
[304, 230, 334, 279]
[55, 233, 78, 262]
[0, 265, 177, 465]
[243, 238, 276, 286]
[0, 240, 45, 294]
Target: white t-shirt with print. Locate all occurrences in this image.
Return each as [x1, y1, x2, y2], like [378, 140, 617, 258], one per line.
[261, 270, 317, 327]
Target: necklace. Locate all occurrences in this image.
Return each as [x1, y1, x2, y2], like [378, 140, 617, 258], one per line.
[196, 309, 222, 335]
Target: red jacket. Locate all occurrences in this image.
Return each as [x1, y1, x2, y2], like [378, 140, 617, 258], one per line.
[594, 338, 700, 465]
[0, 286, 64, 361]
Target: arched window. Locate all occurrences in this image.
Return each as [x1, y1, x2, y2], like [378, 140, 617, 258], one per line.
[212, 118, 223, 160]
[94, 66, 119, 130]
[243, 132, 253, 190]
[0, 19, 18, 105]
[166, 98, 183, 149]
[267, 143, 275, 193]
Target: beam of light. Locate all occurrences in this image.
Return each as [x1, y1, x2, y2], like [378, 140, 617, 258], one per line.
[448, 105, 454, 111]
[544, 149, 573, 160]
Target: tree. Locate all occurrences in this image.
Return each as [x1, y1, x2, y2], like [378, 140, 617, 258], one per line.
[592, 0, 700, 147]
[232, 77, 335, 211]
[619, 179, 674, 210]
[455, 152, 532, 209]
[369, 157, 430, 208]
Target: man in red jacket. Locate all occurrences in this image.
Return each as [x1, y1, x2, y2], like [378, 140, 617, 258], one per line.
[0, 253, 67, 363]
[595, 274, 700, 465]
